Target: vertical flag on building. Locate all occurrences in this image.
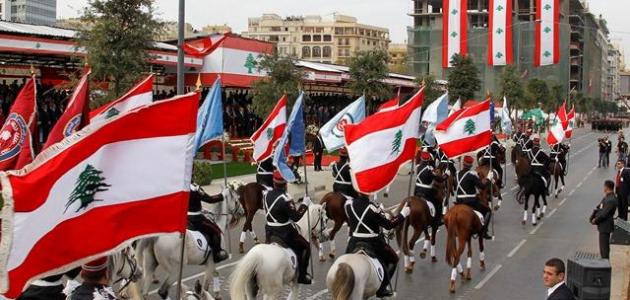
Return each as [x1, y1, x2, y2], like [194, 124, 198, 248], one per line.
[194, 78, 223, 150]
[319, 96, 366, 151]
[89, 74, 154, 125]
[443, 0, 468, 68]
[0, 93, 198, 299]
[0, 75, 37, 171]
[547, 102, 567, 145]
[565, 106, 575, 138]
[251, 95, 287, 162]
[343, 88, 424, 194]
[434, 99, 492, 158]
[42, 69, 91, 151]
[500, 97, 513, 135]
[535, 0, 560, 66]
[273, 92, 304, 182]
[488, 0, 513, 66]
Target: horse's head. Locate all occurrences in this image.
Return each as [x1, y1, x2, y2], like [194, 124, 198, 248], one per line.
[496, 146, 507, 164]
[475, 166, 500, 205]
[110, 246, 143, 292]
[222, 183, 245, 229]
[308, 203, 329, 242]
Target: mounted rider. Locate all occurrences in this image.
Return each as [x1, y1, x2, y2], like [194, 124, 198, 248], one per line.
[522, 129, 534, 159]
[16, 268, 80, 300]
[256, 156, 274, 189]
[415, 151, 447, 224]
[436, 147, 457, 176]
[454, 155, 493, 240]
[67, 257, 117, 300]
[529, 135, 551, 195]
[263, 170, 312, 284]
[344, 192, 410, 298]
[549, 142, 569, 174]
[479, 134, 505, 187]
[188, 182, 229, 263]
[332, 147, 358, 199]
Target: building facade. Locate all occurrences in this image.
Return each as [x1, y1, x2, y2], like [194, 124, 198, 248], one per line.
[1, 0, 56, 26]
[606, 43, 622, 102]
[388, 43, 409, 74]
[242, 14, 390, 65]
[621, 71, 630, 106]
[408, 0, 615, 102]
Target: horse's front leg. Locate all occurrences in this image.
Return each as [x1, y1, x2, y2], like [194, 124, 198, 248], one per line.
[430, 225, 438, 262]
[478, 234, 485, 270]
[464, 239, 473, 280]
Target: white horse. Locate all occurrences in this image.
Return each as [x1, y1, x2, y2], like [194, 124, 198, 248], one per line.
[229, 203, 327, 300]
[136, 183, 244, 299]
[326, 253, 383, 300]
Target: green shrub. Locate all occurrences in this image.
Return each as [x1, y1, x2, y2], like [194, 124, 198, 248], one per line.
[192, 160, 213, 186]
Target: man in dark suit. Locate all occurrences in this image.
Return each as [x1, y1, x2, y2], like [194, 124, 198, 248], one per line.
[313, 134, 324, 171]
[615, 160, 629, 220]
[590, 180, 618, 259]
[543, 258, 575, 300]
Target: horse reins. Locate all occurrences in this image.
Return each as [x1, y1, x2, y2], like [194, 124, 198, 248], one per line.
[112, 248, 138, 293]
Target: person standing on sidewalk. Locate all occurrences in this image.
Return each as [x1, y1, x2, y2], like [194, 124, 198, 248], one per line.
[313, 134, 324, 172]
[590, 180, 618, 259]
[615, 160, 630, 221]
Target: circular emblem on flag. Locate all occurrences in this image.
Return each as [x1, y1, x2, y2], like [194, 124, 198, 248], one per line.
[266, 127, 273, 140]
[332, 113, 354, 138]
[63, 114, 82, 137]
[0, 113, 27, 162]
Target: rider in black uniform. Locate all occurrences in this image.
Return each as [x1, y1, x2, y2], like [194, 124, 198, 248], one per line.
[256, 156, 274, 189]
[415, 151, 446, 225]
[332, 147, 358, 199]
[345, 193, 410, 297]
[188, 183, 229, 263]
[529, 136, 551, 195]
[479, 134, 505, 187]
[454, 155, 493, 240]
[264, 170, 312, 284]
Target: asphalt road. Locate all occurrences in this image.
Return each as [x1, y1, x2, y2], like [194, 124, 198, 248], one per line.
[145, 127, 612, 299]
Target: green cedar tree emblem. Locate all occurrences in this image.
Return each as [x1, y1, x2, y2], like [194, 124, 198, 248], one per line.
[552, 118, 558, 126]
[451, 31, 458, 38]
[244, 53, 256, 74]
[451, 9, 458, 15]
[64, 164, 111, 213]
[105, 107, 120, 119]
[544, 4, 552, 10]
[35, 42, 41, 49]
[390, 129, 403, 156]
[496, 5, 504, 11]
[464, 119, 476, 135]
[543, 50, 552, 57]
[496, 52, 504, 58]
[544, 26, 552, 34]
[496, 28, 504, 34]
[266, 127, 273, 140]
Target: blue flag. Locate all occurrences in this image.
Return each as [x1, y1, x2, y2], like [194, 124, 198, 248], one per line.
[318, 96, 366, 151]
[500, 96, 513, 135]
[421, 92, 449, 126]
[273, 92, 304, 182]
[194, 78, 224, 150]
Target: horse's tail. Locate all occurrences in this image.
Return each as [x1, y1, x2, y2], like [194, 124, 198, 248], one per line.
[445, 210, 458, 267]
[229, 249, 261, 300]
[331, 263, 355, 300]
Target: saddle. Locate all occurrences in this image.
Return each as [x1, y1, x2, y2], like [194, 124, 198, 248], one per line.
[473, 210, 484, 225]
[355, 250, 385, 283]
[425, 200, 436, 218]
[188, 230, 212, 265]
[270, 242, 298, 271]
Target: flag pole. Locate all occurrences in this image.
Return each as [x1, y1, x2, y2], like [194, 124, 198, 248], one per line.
[300, 90, 315, 279]
[222, 132, 232, 255]
[175, 1, 186, 299]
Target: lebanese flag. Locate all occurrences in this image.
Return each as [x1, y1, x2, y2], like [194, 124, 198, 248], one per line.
[89, 74, 154, 125]
[565, 106, 575, 138]
[376, 88, 401, 113]
[547, 103, 568, 145]
[443, 0, 468, 68]
[488, 0, 513, 65]
[251, 95, 287, 162]
[0, 93, 198, 298]
[535, 0, 560, 66]
[42, 69, 91, 151]
[0, 76, 37, 171]
[344, 88, 424, 194]
[434, 99, 492, 158]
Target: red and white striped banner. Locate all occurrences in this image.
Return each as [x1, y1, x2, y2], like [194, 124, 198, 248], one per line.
[488, 0, 513, 66]
[442, 0, 468, 68]
[535, 0, 560, 66]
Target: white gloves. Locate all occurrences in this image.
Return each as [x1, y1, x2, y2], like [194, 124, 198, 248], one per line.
[302, 195, 312, 207]
[400, 205, 411, 218]
[486, 172, 494, 180]
[445, 169, 451, 176]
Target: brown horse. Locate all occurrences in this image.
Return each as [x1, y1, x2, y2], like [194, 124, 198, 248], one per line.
[318, 192, 348, 260]
[235, 182, 265, 253]
[396, 169, 448, 273]
[443, 171, 493, 293]
[477, 147, 506, 210]
[514, 150, 531, 204]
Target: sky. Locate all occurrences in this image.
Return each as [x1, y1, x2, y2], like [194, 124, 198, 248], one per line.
[58, 0, 629, 64]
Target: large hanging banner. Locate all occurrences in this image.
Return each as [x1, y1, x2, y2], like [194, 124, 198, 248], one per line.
[535, 0, 560, 66]
[442, 0, 468, 68]
[488, 0, 513, 66]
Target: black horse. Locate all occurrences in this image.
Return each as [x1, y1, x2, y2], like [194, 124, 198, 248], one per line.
[549, 143, 570, 198]
[519, 172, 548, 226]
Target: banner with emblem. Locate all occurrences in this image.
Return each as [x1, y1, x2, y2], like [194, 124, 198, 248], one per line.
[535, 0, 560, 66]
[0, 75, 37, 171]
[251, 95, 287, 162]
[89, 74, 154, 125]
[565, 106, 575, 138]
[42, 69, 91, 151]
[488, 0, 513, 65]
[547, 102, 567, 145]
[434, 99, 492, 158]
[273, 92, 304, 182]
[0, 93, 198, 298]
[319, 96, 365, 151]
[443, 0, 468, 68]
[344, 88, 424, 194]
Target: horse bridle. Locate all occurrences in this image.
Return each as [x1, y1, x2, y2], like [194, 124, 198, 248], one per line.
[112, 248, 139, 293]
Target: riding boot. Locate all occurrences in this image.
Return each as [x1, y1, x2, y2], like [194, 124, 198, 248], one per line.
[482, 212, 493, 240]
[297, 249, 312, 285]
[209, 235, 228, 263]
[376, 262, 396, 298]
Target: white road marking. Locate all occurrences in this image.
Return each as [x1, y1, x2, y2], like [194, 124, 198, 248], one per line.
[511, 186, 518, 191]
[507, 239, 527, 258]
[559, 198, 568, 206]
[148, 260, 242, 295]
[529, 221, 544, 235]
[306, 289, 329, 300]
[474, 264, 503, 289]
[568, 189, 575, 196]
[547, 208, 558, 218]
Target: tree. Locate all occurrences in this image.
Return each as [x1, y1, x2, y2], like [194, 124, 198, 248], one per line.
[77, 0, 162, 103]
[250, 52, 303, 117]
[447, 54, 481, 102]
[499, 65, 525, 115]
[526, 78, 551, 111]
[348, 49, 391, 101]
[415, 74, 442, 104]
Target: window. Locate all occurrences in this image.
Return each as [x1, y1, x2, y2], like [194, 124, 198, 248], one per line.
[335, 27, 343, 34]
[338, 38, 344, 45]
[344, 49, 350, 56]
[338, 49, 344, 56]
[292, 47, 297, 55]
[323, 46, 331, 58]
[302, 46, 311, 58]
[323, 35, 332, 42]
[302, 35, 311, 42]
[282, 37, 286, 42]
[313, 46, 321, 57]
[269, 36, 279, 42]
[313, 35, 321, 42]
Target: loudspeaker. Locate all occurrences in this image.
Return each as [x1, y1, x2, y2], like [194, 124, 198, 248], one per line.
[567, 252, 611, 300]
